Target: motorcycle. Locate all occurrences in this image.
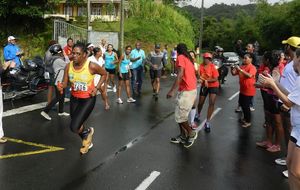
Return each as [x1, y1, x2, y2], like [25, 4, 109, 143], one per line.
[212, 57, 229, 86]
[1, 56, 48, 101]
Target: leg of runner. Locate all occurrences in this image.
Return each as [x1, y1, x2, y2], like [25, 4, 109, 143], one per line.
[70, 96, 96, 154]
[204, 92, 217, 133]
[267, 113, 283, 152]
[41, 87, 65, 120]
[287, 139, 300, 189]
[125, 79, 135, 103]
[130, 68, 137, 95]
[136, 65, 143, 95]
[100, 83, 110, 110]
[116, 78, 124, 104]
[0, 87, 6, 143]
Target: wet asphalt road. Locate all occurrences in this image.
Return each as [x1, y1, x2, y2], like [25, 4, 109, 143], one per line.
[0, 74, 290, 190]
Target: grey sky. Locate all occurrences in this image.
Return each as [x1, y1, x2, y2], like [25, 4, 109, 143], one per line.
[189, 0, 288, 8]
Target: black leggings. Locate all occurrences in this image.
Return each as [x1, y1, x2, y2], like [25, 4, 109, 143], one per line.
[44, 86, 65, 113]
[70, 96, 96, 137]
[239, 93, 253, 123]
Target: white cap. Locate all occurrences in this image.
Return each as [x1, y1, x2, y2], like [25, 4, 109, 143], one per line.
[7, 36, 16, 42]
[87, 43, 95, 48]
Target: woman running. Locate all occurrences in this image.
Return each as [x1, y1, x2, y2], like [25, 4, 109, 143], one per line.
[104, 44, 119, 92]
[116, 45, 136, 104]
[58, 43, 107, 154]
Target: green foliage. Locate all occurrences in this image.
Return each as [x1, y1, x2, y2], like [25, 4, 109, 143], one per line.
[183, 0, 300, 52]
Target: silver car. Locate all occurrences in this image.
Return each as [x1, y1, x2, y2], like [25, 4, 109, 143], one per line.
[223, 52, 240, 65]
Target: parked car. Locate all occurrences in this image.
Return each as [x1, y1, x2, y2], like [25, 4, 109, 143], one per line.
[223, 52, 240, 66]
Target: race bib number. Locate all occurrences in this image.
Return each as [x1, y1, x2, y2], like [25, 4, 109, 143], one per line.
[73, 82, 88, 91]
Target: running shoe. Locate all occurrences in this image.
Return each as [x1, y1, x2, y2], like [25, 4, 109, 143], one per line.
[41, 111, 51, 121]
[282, 170, 288, 178]
[113, 86, 117, 93]
[116, 98, 123, 104]
[171, 73, 174, 77]
[204, 122, 211, 133]
[184, 137, 195, 148]
[58, 112, 70, 116]
[127, 97, 136, 103]
[250, 107, 255, 112]
[80, 127, 94, 154]
[256, 141, 272, 149]
[194, 114, 200, 123]
[173, 73, 177, 77]
[107, 84, 112, 88]
[154, 93, 158, 101]
[235, 106, 242, 113]
[275, 158, 287, 166]
[241, 122, 251, 128]
[170, 135, 186, 144]
[0, 137, 7, 143]
[266, 145, 281, 153]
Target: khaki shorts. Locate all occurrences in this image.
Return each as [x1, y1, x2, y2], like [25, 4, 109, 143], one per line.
[175, 90, 197, 123]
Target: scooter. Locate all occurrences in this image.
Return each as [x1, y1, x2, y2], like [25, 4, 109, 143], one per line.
[1, 56, 48, 101]
[212, 57, 229, 86]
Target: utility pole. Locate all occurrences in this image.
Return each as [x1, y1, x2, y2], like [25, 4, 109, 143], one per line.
[87, 0, 91, 41]
[199, 0, 204, 55]
[119, 0, 125, 53]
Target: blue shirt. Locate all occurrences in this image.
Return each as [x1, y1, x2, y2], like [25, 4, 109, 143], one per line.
[130, 49, 145, 69]
[104, 52, 116, 69]
[120, 54, 130, 74]
[4, 43, 21, 67]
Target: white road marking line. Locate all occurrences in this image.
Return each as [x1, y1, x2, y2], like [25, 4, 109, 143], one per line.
[135, 171, 161, 190]
[196, 107, 222, 133]
[228, 91, 239, 101]
[3, 89, 114, 118]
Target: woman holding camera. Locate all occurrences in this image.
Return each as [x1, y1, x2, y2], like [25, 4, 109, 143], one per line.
[231, 53, 257, 128]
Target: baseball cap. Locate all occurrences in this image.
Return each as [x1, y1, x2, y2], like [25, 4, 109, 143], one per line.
[282, 36, 300, 48]
[155, 44, 160, 49]
[7, 36, 16, 42]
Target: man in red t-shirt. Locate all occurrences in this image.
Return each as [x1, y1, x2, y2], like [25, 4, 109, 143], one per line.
[63, 37, 74, 61]
[231, 53, 257, 128]
[197, 52, 219, 133]
[167, 43, 197, 148]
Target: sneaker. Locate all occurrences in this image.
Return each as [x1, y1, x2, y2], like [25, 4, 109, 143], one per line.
[250, 107, 255, 112]
[184, 137, 195, 148]
[173, 73, 177, 77]
[107, 84, 112, 88]
[241, 122, 251, 128]
[0, 137, 7, 143]
[80, 127, 94, 154]
[171, 73, 174, 77]
[267, 145, 281, 153]
[204, 122, 211, 133]
[190, 131, 198, 141]
[127, 97, 136, 103]
[235, 106, 242, 113]
[41, 111, 51, 121]
[116, 98, 123, 104]
[194, 114, 200, 123]
[58, 112, 70, 116]
[170, 135, 186, 144]
[154, 93, 159, 101]
[256, 141, 272, 148]
[282, 170, 289, 178]
[113, 86, 117, 93]
[275, 158, 287, 166]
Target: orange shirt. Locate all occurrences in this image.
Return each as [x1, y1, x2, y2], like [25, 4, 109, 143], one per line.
[199, 62, 219, 88]
[239, 64, 257, 96]
[176, 55, 197, 91]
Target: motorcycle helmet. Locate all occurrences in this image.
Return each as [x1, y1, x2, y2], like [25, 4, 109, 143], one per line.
[49, 44, 63, 55]
[203, 52, 213, 59]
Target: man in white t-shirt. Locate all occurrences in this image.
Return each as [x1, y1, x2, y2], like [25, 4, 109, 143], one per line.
[259, 48, 300, 190]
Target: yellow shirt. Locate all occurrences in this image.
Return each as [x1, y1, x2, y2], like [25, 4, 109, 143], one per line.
[69, 60, 95, 98]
